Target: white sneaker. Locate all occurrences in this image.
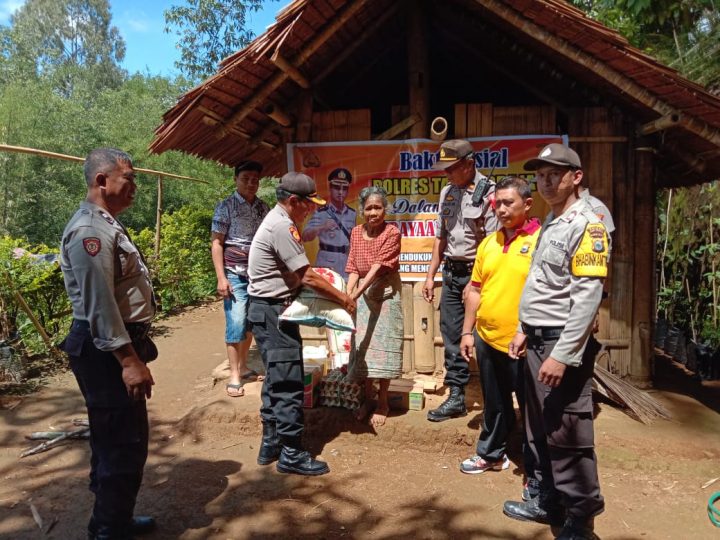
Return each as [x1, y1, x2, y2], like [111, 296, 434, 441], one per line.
[459, 454, 510, 474]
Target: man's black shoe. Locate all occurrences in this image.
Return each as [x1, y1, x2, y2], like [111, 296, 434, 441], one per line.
[257, 422, 281, 465]
[556, 516, 599, 540]
[276, 446, 329, 476]
[88, 515, 155, 539]
[427, 386, 467, 422]
[503, 495, 564, 526]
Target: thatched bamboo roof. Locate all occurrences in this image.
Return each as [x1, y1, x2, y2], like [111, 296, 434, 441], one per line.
[150, 0, 720, 187]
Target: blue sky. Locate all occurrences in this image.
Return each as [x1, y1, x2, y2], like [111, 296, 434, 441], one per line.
[0, 0, 282, 77]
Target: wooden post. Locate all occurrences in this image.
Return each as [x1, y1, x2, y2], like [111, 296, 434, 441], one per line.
[406, 0, 429, 138]
[155, 177, 163, 260]
[631, 143, 655, 385]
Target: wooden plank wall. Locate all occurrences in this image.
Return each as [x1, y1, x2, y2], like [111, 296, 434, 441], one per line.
[568, 107, 631, 376]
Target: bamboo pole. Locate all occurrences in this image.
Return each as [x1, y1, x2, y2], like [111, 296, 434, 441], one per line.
[406, 0, 429, 139]
[0, 144, 208, 183]
[155, 177, 163, 260]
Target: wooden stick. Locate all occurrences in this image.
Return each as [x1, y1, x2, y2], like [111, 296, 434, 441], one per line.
[0, 144, 208, 183]
[20, 427, 90, 458]
[155, 177, 163, 259]
[374, 114, 421, 141]
[270, 52, 311, 89]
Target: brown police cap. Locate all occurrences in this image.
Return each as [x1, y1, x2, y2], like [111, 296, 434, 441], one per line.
[432, 139, 475, 170]
[524, 143, 582, 171]
[278, 172, 326, 205]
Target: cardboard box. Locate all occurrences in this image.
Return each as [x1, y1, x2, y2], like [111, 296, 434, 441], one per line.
[387, 379, 425, 411]
[303, 363, 322, 408]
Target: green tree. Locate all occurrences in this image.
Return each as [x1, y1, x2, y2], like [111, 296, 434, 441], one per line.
[1, 0, 126, 93]
[164, 0, 277, 83]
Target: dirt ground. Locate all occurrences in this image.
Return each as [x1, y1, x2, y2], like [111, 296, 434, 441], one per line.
[1, 302, 720, 540]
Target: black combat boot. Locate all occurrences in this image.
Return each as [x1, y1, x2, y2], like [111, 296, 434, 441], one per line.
[88, 515, 156, 539]
[276, 437, 329, 476]
[257, 422, 280, 465]
[427, 386, 467, 422]
[503, 488, 565, 525]
[556, 516, 599, 540]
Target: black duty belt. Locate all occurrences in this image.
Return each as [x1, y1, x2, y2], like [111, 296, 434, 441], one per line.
[249, 295, 293, 306]
[318, 242, 348, 254]
[443, 258, 474, 276]
[522, 324, 564, 341]
[71, 319, 151, 339]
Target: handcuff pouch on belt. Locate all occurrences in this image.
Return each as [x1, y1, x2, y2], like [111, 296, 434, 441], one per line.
[126, 322, 158, 363]
[443, 258, 473, 277]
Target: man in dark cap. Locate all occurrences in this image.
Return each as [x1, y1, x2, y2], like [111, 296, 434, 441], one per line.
[503, 143, 607, 540]
[423, 139, 498, 422]
[248, 172, 356, 476]
[302, 167, 356, 279]
[211, 161, 270, 397]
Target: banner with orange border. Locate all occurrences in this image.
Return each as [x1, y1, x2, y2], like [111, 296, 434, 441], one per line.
[288, 135, 567, 281]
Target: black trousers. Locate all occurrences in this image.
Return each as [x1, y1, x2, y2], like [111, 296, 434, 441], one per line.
[248, 298, 304, 440]
[525, 334, 604, 519]
[62, 325, 148, 534]
[439, 269, 471, 388]
[475, 335, 523, 462]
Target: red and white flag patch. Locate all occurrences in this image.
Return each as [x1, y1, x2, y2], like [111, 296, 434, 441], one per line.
[82, 237, 101, 256]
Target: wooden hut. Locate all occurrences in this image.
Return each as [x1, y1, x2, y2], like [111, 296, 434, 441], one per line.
[150, 0, 720, 385]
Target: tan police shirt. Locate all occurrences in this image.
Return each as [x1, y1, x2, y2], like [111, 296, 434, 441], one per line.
[60, 201, 155, 351]
[518, 197, 609, 367]
[435, 171, 498, 261]
[248, 204, 310, 299]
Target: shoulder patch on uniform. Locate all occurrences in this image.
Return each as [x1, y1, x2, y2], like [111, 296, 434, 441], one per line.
[82, 237, 102, 256]
[571, 224, 608, 278]
[289, 225, 302, 243]
[445, 195, 455, 202]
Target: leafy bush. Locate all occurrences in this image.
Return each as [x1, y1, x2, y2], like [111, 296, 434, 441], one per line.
[135, 205, 216, 312]
[0, 236, 70, 357]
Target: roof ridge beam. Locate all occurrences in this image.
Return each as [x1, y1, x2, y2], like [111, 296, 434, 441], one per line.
[215, 0, 370, 139]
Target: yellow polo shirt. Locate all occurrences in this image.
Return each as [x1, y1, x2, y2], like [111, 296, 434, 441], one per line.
[470, 218, 541, 353]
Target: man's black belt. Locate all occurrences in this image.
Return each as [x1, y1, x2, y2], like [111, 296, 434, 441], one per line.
[522, 324, 564, 341]
[318, 242, 348, 254]
[443, 258, 474, 276]
[249, 295, 293, 306]
[71, 319, 151, 340]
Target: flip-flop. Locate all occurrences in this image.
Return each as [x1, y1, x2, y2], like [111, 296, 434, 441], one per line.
[241, 369, 264, 382]
[226, 383, 244, 397]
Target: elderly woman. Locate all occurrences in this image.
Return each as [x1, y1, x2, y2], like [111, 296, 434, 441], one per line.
[345, 186, 403, 427]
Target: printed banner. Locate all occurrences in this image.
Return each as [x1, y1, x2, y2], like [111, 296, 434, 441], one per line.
[287, 135, 567, 281]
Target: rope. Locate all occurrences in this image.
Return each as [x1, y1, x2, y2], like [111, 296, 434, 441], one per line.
[709, 491, 720, 527]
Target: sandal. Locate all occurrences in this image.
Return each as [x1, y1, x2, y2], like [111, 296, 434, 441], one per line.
[226, 383, 244, 397]
[241, 369, 264, 382]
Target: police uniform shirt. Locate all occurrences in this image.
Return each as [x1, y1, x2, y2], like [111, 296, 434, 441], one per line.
[248, 204, 310, 299]
[305, 203, 356, 253]
[580, 189, 615, 235]
[435, 171, 498, 261]
[518, 197, 609, 367]
[212, 191, 270, 276]
[60, 201, 155, 352]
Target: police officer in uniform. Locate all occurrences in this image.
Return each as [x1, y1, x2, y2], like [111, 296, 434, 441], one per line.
[59, 148, 157, 540]
[423, 139, 498, 422]
[503, 144, 608, 540]
[302, 168, 356, 278]
[249, 172, 356, 475]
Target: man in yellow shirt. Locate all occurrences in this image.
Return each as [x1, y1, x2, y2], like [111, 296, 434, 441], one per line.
[459, 176, 540, 473]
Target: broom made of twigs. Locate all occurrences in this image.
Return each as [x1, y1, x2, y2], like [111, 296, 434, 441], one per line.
[593, 363, 671, 424]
